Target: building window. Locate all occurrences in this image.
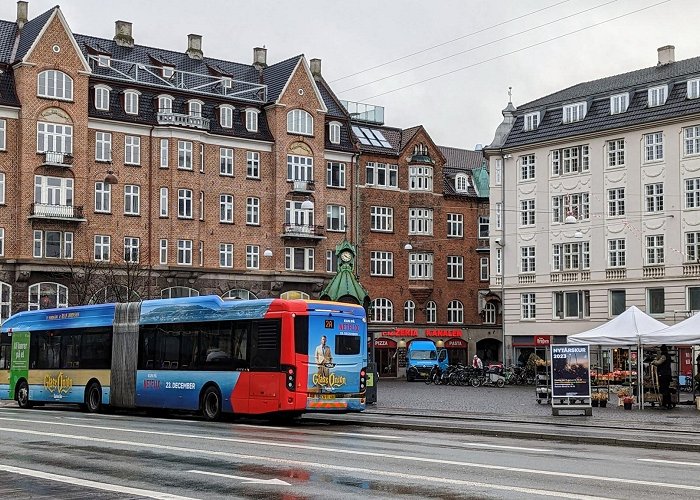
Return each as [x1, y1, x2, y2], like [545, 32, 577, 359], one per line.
[648, 288, 665, 315]
[607, 188, 625, 216]
[484, 303, 496, 324]
[220, 105, 233, 128]
[554, 290, 590, 319]
[404, 300, 415, 323]
[480, 257, 489, 280]
[94, 182, 111, 213]
[37, 122, 73, 154]
[94, 235, 110, 262]
[551, 150, 561, 176]
[447, 300, 464, 324]
[285, 247, 314, 271]
[645, 183, 664, 212]
[124, 184, 141, 215]
[496, 247, 502, 275]
[160, 139, 169, 168]
[326, 205, 346, 232]
[523, 112, 539, 131]
[521, 293, 536, 319]
[608, 139, 625, 167]
[220, 147, 234, 176]
[610, 93, 628, 114]
[608, 239, 626, 268]
[188, 100, 203, 117]
[0, 120, 5, 150]
[426, 301, 437, 324]
[158, 95, 173, 113]
[124, 90, 139, 115]
[329, 122, 341, 144]
[220, 194, 234, 223]
[159, 239, 167, 265]
[285, 200, 314, 228]
[287, 154, 313, 181]
[552, 242, 589, 271]
[246, 109, 259, 132]
[0, 173, 4, 204]
[95, 131, 111, 161]
[0, 280, 9, 321]
[521, 246, 535, 273]
[177, 240, 193, 266]
[648, 85, 668, 107]
[520, 155, 535, 181]
[646, 235, 665, 265]
[644, 132, 664, 162]
[478, 216, 489, 239]
[219, 243, 234, 268]
[326, 162, 346, 188]
[366, 162, 398, 188]
[447, 213, 463, 237]
[124, 135, 140, 165]
[28, 282, 68, 310]
[684, 125, 700, 156]
[199, 191, 204, 221]
[687, 178, 700, 208]
[409, 252, 433, 280]
[37, 70, 73, 100]
[325, 250, 337, 273]
[370, 251, 393, 276]
[447, 255, 463, 280]
[455, 173, 469, 193]
[247, 151, 260, 178]
[494, 158, 502, 186]
[95, 85, 110, 111]
[409, 166, 433, 191]
[562, 102, 586, 123]
[370, 298, 393, 323]
[688, 79, 700, 99]
[610, 290, 626, 316]
[246, 245, 259, 269]
[689, 287, 700, 311]
[178, 189, 193, 219]
[123, 237, 139, 263]
[370, 206, 393, 232]
[520, 199, 535, 226]
[159, 187, 168, 217]
[34, 175, 73, 209]
[552, 193, 590, 223]
[409, 208, 433, 235]
[246, 197, 259, 225]
[685, 232, 700, 262]
[178, 141, 193, 170]
[287, 109, 313, 135]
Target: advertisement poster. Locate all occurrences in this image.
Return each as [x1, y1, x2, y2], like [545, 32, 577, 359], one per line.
[307, 315, 360, 394]
[551, 344, 591, 398]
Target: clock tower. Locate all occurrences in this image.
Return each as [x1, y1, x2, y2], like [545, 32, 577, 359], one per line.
[319, 240, 370, 311]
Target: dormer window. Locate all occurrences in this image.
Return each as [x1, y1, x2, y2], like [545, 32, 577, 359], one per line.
[246, 108, 259, 132]
[97, 55, 111, 68]
[455, 173, 469, 193]
[688, 79, 700, 99]
[220, 105, 233, 128]
[158, 95, 173, 114]
[124, 90, 139, 115]
[188, 100, 203, 117]
[94, 85, 111, 111]
[329, 122, 341, 144]
[610, 93, 629, 114]
[523, 112, 539, 131]
[562, 102, 586, 123]
[221, 77, 232, 89]
[648, 85, 668, 107]
[162, 66, 175, 79]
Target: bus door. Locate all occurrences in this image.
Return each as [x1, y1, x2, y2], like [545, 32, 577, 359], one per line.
[248, 319, 281, 413]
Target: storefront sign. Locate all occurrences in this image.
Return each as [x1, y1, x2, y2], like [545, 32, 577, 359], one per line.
[425, 329, 462, 338]
[374, 338, 397, 348]
[534, 335, 551, 346]
[378, 329, 419, 337]
[551, 344, 591, 398]
[445, 338, 467, 348]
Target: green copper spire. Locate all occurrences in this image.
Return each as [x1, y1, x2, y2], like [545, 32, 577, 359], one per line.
[319, 240, 370, 310]
[472, 159, 490, 198]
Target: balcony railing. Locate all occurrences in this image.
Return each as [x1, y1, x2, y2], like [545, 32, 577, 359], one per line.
[156, 111, 210, 130]
[683, 263, 700, 277]
[493, 276, 503, 287]
[30, 203, 85, 221]
[40, 151, 74, 167]
[643, 266, 665, 279]
[606, 268, 626, 280]
[291, 180, 315, 193]
[518, 274, 536, 285]
[281, 223, 325, 239]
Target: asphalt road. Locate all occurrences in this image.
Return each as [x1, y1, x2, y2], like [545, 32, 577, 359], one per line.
[1, 404, 700, 499]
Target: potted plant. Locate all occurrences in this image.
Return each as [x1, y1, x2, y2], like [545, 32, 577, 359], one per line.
[623, 396, 634, 410]
[592, 391, 608, 408]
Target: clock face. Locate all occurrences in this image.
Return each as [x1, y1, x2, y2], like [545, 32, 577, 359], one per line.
[340, 251, 353, 262]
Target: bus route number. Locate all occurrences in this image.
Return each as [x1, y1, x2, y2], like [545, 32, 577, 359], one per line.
[324, 319, 334, 329]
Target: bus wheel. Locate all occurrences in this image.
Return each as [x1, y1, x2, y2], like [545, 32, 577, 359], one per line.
[84, 382, 102, 413]
[201, 386, 222, 421]
[16, 381, 32, 409]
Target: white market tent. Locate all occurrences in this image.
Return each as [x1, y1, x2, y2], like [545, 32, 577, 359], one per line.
[640, 312, 700, 345]
[568, 306, 667, 345]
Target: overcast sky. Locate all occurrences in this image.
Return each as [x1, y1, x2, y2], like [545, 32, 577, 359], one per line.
[3, 0, 699, 150]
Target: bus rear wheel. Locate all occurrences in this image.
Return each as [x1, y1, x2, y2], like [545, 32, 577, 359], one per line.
[84, 382, 102, 413]
[201, 386, 222, 421]
[16, 381, 32, 409]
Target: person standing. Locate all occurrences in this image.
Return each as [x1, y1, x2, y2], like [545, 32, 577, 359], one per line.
[315, 335, 333, 390]
[652, 345, 673, 409]
[473, 354, 483, 370]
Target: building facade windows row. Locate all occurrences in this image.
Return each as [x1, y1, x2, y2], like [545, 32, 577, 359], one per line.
[370, 298, 469, 325]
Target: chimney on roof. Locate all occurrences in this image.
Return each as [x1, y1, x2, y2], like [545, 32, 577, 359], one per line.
[253, 47, 267, 69]
[114, 20, 134, 48]
[16, 1, 28, 30]
[657, 45, 675, 66]
[310, 58, 322, 80]
[187, 34, 203, 60]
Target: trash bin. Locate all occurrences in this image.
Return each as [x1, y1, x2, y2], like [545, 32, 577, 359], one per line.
[366, 361, 378, 405]
[696, 396, 700, 410]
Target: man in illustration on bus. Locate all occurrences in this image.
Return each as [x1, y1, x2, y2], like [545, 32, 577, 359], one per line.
[315, 335, 333, 390]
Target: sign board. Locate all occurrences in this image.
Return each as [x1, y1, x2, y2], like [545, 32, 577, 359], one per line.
[534, 335, 551, 346]
[551, 344, 591, 398]
[445, 338, 468, 348]
[374, 338, 397, 348]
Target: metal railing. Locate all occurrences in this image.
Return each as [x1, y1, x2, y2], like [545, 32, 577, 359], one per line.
[41, 151, 74, 167]
[282, 223, 325, 237]
[291, 180, 315, 192]
[30, 203, 84, 220]
[156, 111, 210, 130]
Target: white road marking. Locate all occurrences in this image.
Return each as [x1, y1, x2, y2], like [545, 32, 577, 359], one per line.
[0, 463, 198, 500]
[188, 470, 290, 485]
[2, 420, 698, 494]
[639, 458, 700, 467]
[330, 431, 402, 440]
[464, 442, 552, 452]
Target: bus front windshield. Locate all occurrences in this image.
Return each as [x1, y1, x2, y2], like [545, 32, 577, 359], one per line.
[411, 350, 436, 360]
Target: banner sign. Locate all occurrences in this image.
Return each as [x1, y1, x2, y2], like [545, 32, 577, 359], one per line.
[551, 344, 591, 398]
[534, 335, 551, 346]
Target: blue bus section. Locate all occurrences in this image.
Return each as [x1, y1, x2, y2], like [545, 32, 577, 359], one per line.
[1, 303, 116, 332]
[135, 371, 240, 412]
[139, 296, 274, 325]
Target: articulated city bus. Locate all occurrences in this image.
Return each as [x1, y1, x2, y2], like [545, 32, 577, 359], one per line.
[0, 296, 367, 420]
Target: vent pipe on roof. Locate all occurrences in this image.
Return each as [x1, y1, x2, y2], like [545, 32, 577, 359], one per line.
[310, 58, 322, 80]
[657, 45, 675, 66]
[16, 1, 28, 30]
[253, 47, 267, 70]
[114, 20, 134, 48]
[187, 34, 203, 60]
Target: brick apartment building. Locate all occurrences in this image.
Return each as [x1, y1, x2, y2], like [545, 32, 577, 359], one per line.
[0, 3, 501, 370]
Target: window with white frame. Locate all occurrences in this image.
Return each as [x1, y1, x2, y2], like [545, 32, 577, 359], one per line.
[564, 145, 589, 173]
[404, 300, 415, 323]
[178, 189, 193, 219]
[329, 122, 341, 144]
[484, 302, 496, 324]
[0, 229, 4, 257]
[33, 231, 73, 259]
[199, 191, 204, 221]
[688, 79, 700, 99]
[608, 188, 625, 216]
[370, 251, 393, 276]
[409, 252, 433, 279]
[220, 194, 233, 223]
[285, 200, 314, 227]
[0, 173, 4, 204]
[188, 100, 203, 117]
[94, 85, 110, 111]
[159, 239, 167, 265]
[219, 243, 233, 268]
[371, 298, 393, 323]
[455, 173, 469, 193]
[553, 290, 590, 319]
[161, 287, 200, 299]
[246, 197, 259, 225]
[94, 235, 110, 262]
[178, 141, 193, 170]
[608, 239, 626, 267]
[37, 122, 72, 154]
[520, 199, 535, 226]
[520, 155, 535, 180]
[246, 245, 259, 269]
[686, 232, 700, 262]
[326, 162, 346, 188]
[608, 139, 625, 167]
[366, 162, 398, 188]
[447, 300, 464, 324]
[371, 206, 393, 232]
[447, 255, 463, 280]
[478, 216, 489, 239]
[551, 193, 590, 223]
[325, 250, 337, 273]
[645, 132, 664, 162]
[123, 236, 139, 263]
[37, 70, 73, 100]
[610, 93, 629, 114]
[521, 293, 536, 319]
[161, 66, 174, 79]
[521, 246, 535, 273]
[426, 301, 437, 324]
[158, 95, 173, 113]
[645, 183, 664, 212]
[247, 151, 260, 178]
[0, 119, 5, 150]
[159, 187, 168, 217]
[34, 175, 73, 207]
[687, 178, 700, 208]
[287, 154, 313, 181]
[220, 105, 233, 128]
[447, 213, 463, 237]
[480, 257, 489, 280]
[124, 135, 140, 165]
[551, 150, 561, 176]
[159, 139, 169, 168]
[646, 235, 665, 265]
[28, 282, 68, 310]
[326, 205, 346, 232]
[495, 203, 503, 230]
[494, 158, 502, 185]
[496, 247, 502, 275]
[523, 112, 539, 131]
[177, 240, 193, 265]
[409, 165, 433, 191]
[246, 109, 259, 132]
[684, 125, 700, 156]
[124, 90, 139, 115]
[285, 247, 314, 271]
[409, 208, 433, 235]
[94, 182, 111, 213]
[199, 241, 203, 267]
[95, 131, 111, 161]
[562, 102, 586, 123]
[648, 85, 668, 107]
[220, 147, 234, 176]
[552, 242, 589, 271]
[287, 109, 313, 135]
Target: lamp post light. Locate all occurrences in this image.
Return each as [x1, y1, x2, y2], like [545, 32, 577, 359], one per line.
[263, 249, 273, 258]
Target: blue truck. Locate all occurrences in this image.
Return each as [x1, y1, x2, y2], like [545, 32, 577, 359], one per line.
[405, 340, 448, 381]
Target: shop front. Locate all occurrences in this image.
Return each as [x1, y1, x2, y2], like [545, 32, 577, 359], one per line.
[373, 337, 398, 377]
[510, 335, 568, 368]
[444, 338, 468, 366]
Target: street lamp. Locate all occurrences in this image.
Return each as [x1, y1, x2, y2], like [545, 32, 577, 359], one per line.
[404, 243, 413, 251]
[301, 198, 314, 210]
[263, 249, 273, 257]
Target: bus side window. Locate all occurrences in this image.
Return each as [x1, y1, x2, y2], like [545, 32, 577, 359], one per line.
[139, 328, 156, 370]
[294, 316, 308, 355]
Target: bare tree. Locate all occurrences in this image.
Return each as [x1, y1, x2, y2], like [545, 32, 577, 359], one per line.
[100, 258, 152, 303]
[58, 259, 111, 306]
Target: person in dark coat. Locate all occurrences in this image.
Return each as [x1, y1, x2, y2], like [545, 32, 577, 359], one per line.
[652, 345, 673, 409]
